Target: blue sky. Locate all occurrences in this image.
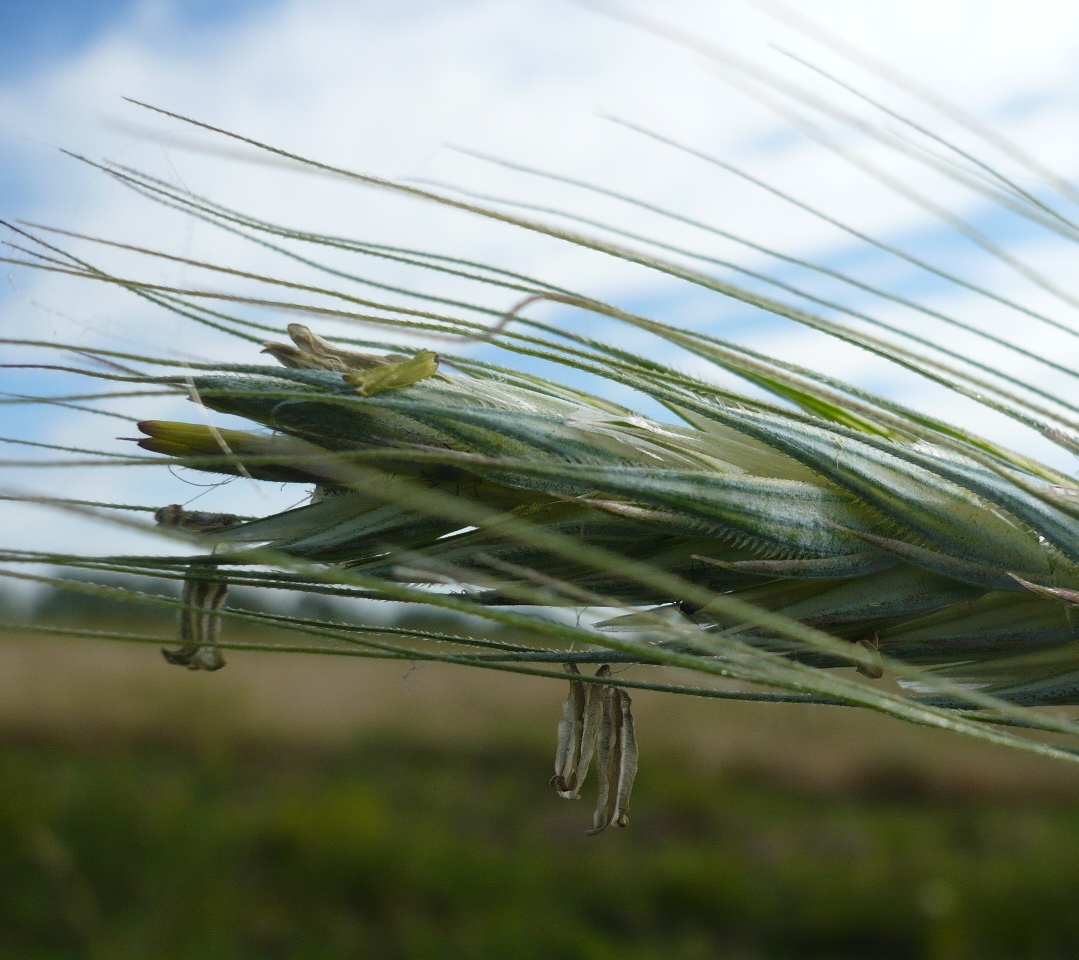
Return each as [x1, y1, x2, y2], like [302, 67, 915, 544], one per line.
[0, 0, 269, 81]
[0, 0, 137, 81]
[0, 0, 274, 211]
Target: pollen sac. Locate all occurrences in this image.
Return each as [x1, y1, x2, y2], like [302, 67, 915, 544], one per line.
[552, 663, 606, 799]
[854, 634, 885, 680]
[155, 506, 234, 671]
[154, 504, 240, 533]
[261, 323, 409, 372]
[587, 685, 638, 834]
[162, 576, 228, 672]
[343, 350, 440, 397]
[552, 663, 639, 834]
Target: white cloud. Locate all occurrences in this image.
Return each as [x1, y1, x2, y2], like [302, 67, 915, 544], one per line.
[3, 0, 1079, 564]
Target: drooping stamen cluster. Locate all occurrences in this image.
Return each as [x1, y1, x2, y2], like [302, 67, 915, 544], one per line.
[553, 664, 639, 834]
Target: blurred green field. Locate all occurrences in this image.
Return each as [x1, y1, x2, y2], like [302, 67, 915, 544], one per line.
[6, 626, 1079, 959]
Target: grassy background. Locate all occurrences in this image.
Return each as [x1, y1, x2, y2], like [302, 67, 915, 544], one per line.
[5, 624, 1079, 960]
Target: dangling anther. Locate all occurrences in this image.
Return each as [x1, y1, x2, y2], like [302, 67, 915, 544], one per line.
[154, 504, 239, 532]
[155, 505, 239, 672]
[163, 576, 228, 671]
[552, 664, 606, 799]
[854, 632, 884, 680]
[588, 683, 638, 834]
